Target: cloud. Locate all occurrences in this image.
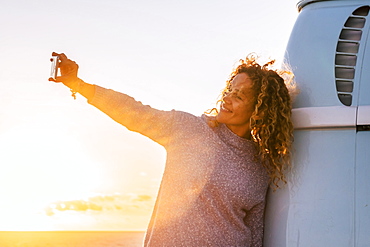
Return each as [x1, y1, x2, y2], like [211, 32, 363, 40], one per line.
[45, 193, 154, 216]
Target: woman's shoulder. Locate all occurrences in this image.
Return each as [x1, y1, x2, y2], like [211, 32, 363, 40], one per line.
[166, 112, 216, 136]
[170, 111, 209, 126]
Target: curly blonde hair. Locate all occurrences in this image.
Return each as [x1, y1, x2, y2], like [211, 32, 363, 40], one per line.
[208, 54, 294, 188]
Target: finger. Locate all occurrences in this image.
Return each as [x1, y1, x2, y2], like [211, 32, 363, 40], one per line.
[59, 60, 78, 74]
[53, 75, 69, 83]
[51, 52, 68, 62]
[59, 53, 68, 60]
[59, 60, 79, 73]
[53, 76, 62, 82]
[49, 75, 69, 83]
[58, 53, 69, 64]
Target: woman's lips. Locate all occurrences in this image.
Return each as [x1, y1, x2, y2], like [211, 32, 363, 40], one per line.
[220, 104, 232, 113]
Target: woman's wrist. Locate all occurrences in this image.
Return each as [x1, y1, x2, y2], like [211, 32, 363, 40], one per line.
[64, 78, 95, 100]
[67, 78, 84, 100]
[63, 77, 80, 89]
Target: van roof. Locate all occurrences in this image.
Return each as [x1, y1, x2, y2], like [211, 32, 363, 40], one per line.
[297, 0, 339, 12]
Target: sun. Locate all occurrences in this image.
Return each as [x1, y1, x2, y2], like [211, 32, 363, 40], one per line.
[0, 118, 103, 230]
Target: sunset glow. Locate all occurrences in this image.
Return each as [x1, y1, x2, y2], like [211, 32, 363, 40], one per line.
[0, 115, 164, 231]
[0, 0, 297, 232]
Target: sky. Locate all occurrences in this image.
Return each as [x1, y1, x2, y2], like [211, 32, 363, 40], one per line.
[0, 0, 298, 231]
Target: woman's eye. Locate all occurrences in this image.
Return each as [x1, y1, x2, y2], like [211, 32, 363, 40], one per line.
[233, 93, 242, 100]
[223, 89, 243, 100]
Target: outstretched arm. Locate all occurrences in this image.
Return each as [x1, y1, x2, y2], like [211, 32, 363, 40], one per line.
[49, 52, 177, 147]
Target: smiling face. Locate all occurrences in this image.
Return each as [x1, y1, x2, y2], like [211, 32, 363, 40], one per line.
[216, 73, 256, 139]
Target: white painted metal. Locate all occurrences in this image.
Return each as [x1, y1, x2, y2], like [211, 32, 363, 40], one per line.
[264, 0, 370, 246]
[292, 106, 357, 129]
[357, 105, 370, 125]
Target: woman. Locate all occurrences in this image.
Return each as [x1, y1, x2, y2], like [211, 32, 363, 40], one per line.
[51, 52, 293, 247]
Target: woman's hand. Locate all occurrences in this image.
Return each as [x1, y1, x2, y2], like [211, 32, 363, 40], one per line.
[50, 52, 80, 89]
[49, 52, 96, 100]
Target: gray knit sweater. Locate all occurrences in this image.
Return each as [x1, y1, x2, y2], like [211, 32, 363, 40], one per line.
[89, 86, 269, 247]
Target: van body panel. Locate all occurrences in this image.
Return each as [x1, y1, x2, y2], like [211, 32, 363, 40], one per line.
[264, 1, 370, 246]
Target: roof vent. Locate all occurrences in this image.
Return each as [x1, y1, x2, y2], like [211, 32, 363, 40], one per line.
[335, 6, 369, 106]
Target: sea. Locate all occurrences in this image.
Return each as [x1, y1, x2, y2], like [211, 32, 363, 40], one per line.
[0, 231, 145, 247]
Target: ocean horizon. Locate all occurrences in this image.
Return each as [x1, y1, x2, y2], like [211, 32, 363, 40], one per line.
[0, 231, 145, 247]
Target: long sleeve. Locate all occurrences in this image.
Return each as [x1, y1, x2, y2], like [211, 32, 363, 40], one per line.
[244, 201, 266, 247]
[88, 85, 175, 147]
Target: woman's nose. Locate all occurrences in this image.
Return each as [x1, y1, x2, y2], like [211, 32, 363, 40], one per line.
[223, 94, 231, 103]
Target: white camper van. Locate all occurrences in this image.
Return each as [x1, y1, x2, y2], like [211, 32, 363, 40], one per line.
[264, 0, 370, 246]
